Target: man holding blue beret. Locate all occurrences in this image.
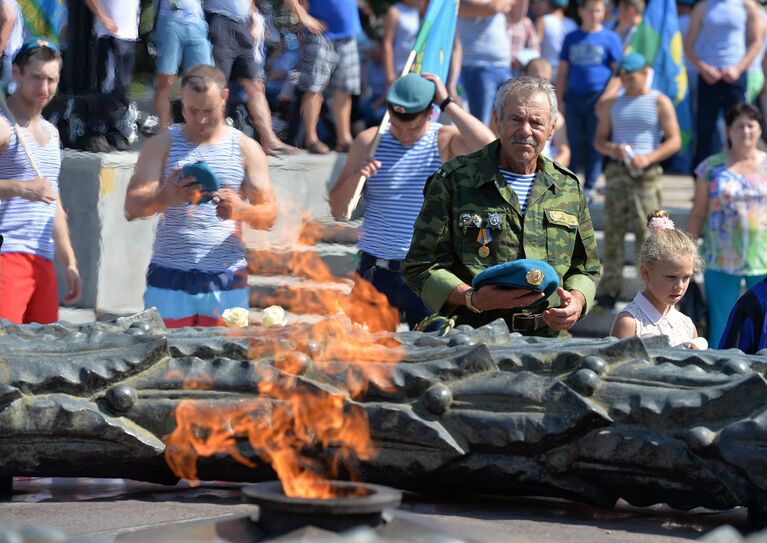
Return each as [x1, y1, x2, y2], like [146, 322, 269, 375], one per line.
[404, 76, 601, 336]
[125, 64, 277, 327]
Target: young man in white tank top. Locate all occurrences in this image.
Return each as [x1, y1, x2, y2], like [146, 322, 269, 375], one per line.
[0, 39, 81, 323]
[328, 73, 495, 331]
[593, 52, 681, 309]
[125, 64, 278, 327]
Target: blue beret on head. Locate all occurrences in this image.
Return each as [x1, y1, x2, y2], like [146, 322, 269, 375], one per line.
[472, 259, 560, 307]
[12, 37, 60, 65]
[618, 52, 647, 74]
[386, 73, 436, 114]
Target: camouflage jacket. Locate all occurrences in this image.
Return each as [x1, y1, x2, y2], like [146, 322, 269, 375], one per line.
[403, 140, 601, 334]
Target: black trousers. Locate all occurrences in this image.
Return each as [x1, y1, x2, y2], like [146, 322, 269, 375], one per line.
[92, 36, 136, 139]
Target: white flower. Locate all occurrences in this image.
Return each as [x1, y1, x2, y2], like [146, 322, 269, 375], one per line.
[689, 337, 709, 350]
[262, 305, 287, 327]
[222, 307, 250, 328]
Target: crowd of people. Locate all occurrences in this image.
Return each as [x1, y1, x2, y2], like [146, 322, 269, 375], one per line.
[1, 0, 767, 356]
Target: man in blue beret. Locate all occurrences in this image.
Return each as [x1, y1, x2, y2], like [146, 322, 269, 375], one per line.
[404, 76, 601, 337]
[329, 73, 495, 331]
[593, 52, 680, 309]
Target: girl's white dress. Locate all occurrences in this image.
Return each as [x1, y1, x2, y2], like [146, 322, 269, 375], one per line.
[619, 291, 697, 347]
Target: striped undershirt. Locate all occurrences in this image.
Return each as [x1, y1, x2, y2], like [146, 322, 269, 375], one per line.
[0, 112, 62, 260]
[150, 124, 247, 273]
[499, 168, 536, 213]
[359, 122, 443, 260]
[610, 90, 660, 156]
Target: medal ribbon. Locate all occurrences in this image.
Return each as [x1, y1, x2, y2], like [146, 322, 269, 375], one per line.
[476, 227, 492, 246]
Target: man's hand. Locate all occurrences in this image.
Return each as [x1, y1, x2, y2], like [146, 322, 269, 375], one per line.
[17, 177, 56, 204]
[699, 62, 722, 85]
[160, 168, 201, 207]
[491, 0, 514, 13]
[721, 65, 742, 84]
[102, 16, 118, 34]
[421, 72, 449, 105]
[300, 13, 327, 35]
[356, 157, 381, 179]
[213, 187, 248, 221]
[61, 265, 82, 304]
[472, 285, 545, 311]
[543, 288, 585, 331]
[631, 153, 652, 170]
[611, 144, 630, 162]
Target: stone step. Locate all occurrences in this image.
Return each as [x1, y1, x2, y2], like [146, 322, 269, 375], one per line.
[246, 243, 358, 279]
[248, 274, 352, 315]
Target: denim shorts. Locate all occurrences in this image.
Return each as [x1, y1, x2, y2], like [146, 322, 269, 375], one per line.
[154, 15, 213, 75]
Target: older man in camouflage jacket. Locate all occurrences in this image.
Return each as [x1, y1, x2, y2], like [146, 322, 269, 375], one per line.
[403, 77, 600, 336]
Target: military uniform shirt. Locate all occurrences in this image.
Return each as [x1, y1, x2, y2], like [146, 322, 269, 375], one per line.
[403, 139, 601, 335]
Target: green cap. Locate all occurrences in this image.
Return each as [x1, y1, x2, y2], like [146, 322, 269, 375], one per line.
[386, 74, 435, 114]
[12, 37, 61, 65]
[618, 52, 647, 74]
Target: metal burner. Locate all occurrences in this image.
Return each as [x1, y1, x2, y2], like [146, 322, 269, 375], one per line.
[242, 480, 402, 535]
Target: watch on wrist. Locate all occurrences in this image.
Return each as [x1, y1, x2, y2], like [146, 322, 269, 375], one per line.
[439, 96, 454, 112]
[465, 289, 483, 313]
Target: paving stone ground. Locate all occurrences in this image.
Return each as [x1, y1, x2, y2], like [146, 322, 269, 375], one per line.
[0, 478, 749, 542]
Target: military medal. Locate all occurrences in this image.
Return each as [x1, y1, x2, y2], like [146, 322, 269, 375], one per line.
[460, 213, 472, 233]
[476, 227, 492, 258]
[472, 214, 482, 229]
[487, 212, 503, 230]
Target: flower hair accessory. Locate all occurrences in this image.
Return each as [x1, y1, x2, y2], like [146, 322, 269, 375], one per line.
[648, 216, 675, 234]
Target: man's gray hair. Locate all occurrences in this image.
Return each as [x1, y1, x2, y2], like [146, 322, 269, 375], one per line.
[493, 76, 558, 126]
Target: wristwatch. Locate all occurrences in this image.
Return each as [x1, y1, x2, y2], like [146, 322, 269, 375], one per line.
[465, 289, 483, 313]
[439, 96, 454, 112]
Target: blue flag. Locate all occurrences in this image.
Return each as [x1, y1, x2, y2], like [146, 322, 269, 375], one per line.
[627, 0, 693, 156]
[410, 0, 459, 81]
[18, 0, 68, 45]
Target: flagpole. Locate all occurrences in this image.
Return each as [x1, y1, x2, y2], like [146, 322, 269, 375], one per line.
[339, 49, 418, 221]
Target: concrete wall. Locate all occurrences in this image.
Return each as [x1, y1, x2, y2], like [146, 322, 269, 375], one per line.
[57, 149, 346, 315]
[241, 152, 346, 248]
[57, 150, 157, 314]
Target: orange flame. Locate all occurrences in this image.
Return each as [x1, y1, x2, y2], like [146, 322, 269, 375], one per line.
[164, 215, 406, 498]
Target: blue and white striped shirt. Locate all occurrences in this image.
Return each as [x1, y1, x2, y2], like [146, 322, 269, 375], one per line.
[499, 168, 536, 213]
[0, 114, 61, 260]
[151, 125, 247, 273]
[359, 122, 443, 260]
[610, 91, 660, 156]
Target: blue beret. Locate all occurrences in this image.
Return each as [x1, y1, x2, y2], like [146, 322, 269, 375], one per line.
[182, 161, 220, 204]
[386, 73, 435, 114]
[12, 37, 60, 65]
[618, 52, 647, 74]
[472, 259, 559, 306]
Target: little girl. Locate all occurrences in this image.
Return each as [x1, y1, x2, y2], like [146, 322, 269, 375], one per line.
[611, 210, 709, 349]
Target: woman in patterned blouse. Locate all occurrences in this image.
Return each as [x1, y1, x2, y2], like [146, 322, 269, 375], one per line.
[688, 102, 767, 348]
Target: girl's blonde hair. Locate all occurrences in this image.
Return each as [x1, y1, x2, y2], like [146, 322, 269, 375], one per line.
[639, 210, 702, 272]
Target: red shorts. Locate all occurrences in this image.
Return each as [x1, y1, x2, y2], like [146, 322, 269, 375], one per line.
[0, 252, 59, 324]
